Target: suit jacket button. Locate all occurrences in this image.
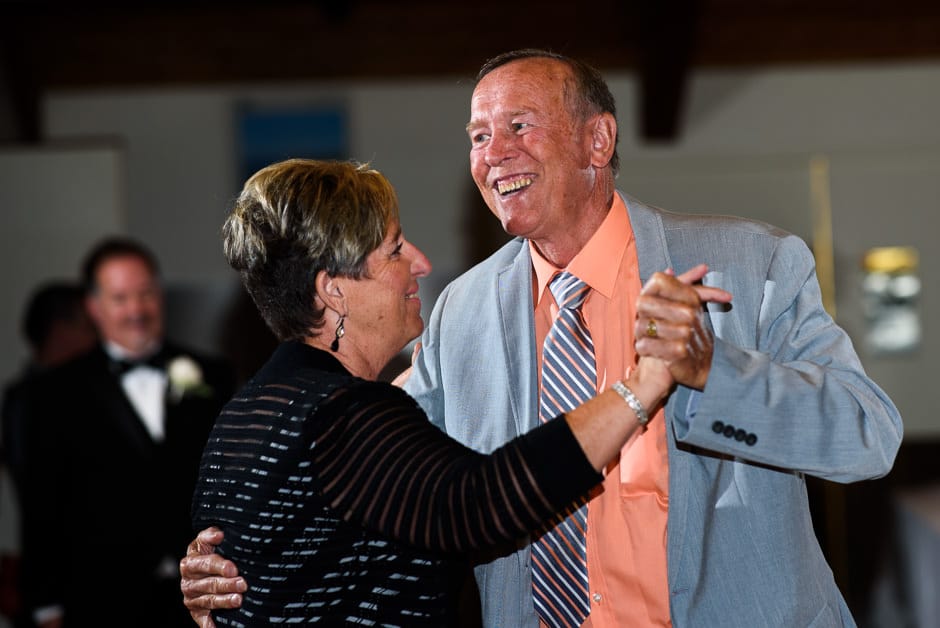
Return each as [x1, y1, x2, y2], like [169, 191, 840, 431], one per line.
[723, 425, 736, 438]
[712, 421, 724, 434]
[734, 429, 747, 441]
[746, 433, 758, 446]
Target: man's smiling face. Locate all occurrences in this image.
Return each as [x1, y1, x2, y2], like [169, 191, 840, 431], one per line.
[467, 57, 599, 247]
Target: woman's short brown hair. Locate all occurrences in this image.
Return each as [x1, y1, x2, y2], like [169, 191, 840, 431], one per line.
[223, 158, 398, 341]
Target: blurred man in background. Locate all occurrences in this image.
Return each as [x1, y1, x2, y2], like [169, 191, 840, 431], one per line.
[23, 237, 234, 628]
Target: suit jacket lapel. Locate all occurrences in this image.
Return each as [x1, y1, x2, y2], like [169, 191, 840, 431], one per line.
[621, 192, 673, 285]
[496, 241, 540, 437]
[621, 192, 697, 581]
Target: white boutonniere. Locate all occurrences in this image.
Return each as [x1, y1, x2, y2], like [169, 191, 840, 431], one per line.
[167, 355, 213, 402]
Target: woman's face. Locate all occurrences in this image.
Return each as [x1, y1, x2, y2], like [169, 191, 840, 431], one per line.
[340, 219, 432, 363]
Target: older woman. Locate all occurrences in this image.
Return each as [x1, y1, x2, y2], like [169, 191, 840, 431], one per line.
[188, 158, 698, 626]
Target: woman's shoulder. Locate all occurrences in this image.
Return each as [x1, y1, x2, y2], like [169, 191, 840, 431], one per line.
[254, 367, 414, 413]
[317, 376, 417, 411]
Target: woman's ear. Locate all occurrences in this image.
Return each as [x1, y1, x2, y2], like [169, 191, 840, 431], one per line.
[315, 270, 346, 315]
[589, 112, 617, 169]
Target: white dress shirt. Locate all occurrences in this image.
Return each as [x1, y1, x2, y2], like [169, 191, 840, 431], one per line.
[105, 341, 167, 442]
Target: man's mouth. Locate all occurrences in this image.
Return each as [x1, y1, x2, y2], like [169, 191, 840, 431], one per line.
[496, 176, 533, 196]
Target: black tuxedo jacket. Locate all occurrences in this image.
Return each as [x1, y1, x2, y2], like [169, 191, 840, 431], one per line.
[21, 341, 234, 627]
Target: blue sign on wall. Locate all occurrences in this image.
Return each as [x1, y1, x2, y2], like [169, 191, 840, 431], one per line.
[237, 104, 348, 183]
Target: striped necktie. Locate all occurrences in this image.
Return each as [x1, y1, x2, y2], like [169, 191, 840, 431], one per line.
[532, 271, 594, 627]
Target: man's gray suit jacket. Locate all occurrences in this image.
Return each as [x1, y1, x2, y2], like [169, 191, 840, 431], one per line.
[405, 193, 902, 627]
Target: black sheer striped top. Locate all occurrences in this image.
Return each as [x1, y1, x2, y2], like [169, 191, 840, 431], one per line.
[192, 340, 600, 626]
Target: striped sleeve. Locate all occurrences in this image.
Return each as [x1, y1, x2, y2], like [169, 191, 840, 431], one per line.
[313, 381, 602, 553]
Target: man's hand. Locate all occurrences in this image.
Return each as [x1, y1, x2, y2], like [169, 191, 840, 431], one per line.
[180, 527, 246, 628]
[390, 342, 421, 388]
[635, 264, 732, 390]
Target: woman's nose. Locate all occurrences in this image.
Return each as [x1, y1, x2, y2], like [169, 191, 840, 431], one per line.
[406, 241, 432, 277]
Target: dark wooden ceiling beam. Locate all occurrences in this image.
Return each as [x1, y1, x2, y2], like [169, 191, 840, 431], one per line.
[0, 9, 40, 143]
[696, 3, 940, 66]
[630, 0, 702, 143]
[2, 0, 940, 145]
[7, 2, 940, 87]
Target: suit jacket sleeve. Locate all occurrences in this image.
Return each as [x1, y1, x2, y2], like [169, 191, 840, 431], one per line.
[405, 284, 449, 433]
[671, 232, 903, 483]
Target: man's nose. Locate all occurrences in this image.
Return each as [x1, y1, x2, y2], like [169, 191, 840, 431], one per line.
[126, 295, 153, 317]
[484, 128, 516, 166]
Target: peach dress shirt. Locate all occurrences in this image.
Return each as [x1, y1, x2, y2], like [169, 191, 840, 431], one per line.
[531, 193, 671, 626]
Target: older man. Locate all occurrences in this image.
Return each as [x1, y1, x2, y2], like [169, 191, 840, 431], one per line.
[24, 238, 234, 628]
[181, 50, 901, 627]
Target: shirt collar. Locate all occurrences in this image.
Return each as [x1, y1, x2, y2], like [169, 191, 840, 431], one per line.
[530, 192, 633, 306]
[102, 339, 162, 362]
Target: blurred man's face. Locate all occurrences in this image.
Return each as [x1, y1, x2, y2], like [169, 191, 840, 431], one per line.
[86, 255, 164, 358]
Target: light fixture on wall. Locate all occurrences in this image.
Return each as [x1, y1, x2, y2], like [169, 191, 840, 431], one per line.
[862, 246, 921, 355]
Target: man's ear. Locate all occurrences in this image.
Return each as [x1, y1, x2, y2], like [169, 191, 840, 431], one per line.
[589, 112, 617, 169]
[315, 270, 346, 315]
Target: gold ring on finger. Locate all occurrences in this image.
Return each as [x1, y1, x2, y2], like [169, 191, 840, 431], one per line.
[646, 319, 658, 338]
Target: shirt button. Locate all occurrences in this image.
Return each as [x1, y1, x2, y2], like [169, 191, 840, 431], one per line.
[593, 593, 602, 603]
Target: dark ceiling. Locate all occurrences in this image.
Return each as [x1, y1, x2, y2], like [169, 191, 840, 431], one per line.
[3, 0, 940, 143]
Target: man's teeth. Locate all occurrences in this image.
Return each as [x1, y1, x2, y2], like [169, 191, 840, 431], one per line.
[497, 177, 533, 195]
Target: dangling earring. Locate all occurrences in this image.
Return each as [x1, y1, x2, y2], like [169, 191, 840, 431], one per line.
[330, 315, 346, 352]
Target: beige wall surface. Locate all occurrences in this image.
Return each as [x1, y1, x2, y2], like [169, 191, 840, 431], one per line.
[0, 145, 124, 384]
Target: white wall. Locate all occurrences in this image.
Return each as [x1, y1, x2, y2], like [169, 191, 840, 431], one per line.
[0, 144, 124, 382]
[25, 60, 940, 438]
[0, 144, 125, 628]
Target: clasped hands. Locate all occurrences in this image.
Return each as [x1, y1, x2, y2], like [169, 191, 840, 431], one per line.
[634, 263, 732, 391]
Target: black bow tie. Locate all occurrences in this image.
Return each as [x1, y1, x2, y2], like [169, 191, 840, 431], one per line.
[108, 349, 170, 377]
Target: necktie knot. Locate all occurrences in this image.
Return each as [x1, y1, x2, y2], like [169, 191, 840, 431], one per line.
[550, 271, 590, 311]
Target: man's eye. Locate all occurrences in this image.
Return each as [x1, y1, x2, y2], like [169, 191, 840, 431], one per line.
[472, 133, 490, 144]
[512, 122, 529, 132]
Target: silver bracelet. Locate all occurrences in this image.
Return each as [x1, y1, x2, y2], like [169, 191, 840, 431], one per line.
[611, 380, 649, 427]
